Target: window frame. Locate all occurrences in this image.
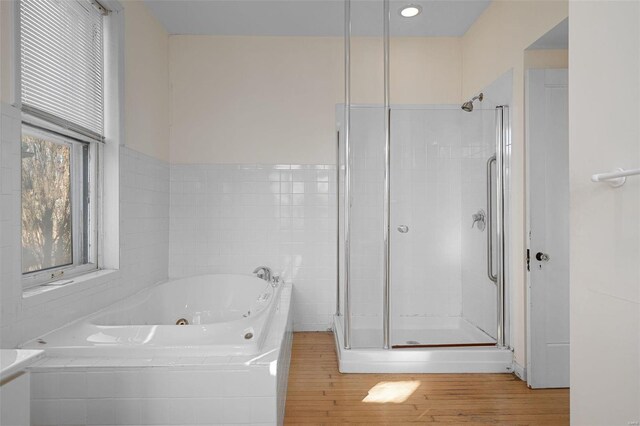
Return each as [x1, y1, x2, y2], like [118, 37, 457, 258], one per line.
[20, 121, 99, 288]
[17, 0, 110, 289]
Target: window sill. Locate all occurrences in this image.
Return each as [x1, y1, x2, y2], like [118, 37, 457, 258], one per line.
[22, 269, 120, 309]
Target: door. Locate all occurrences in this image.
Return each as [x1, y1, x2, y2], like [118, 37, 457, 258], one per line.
[526, 69, 570, 388]
[389, 107, 499, 348]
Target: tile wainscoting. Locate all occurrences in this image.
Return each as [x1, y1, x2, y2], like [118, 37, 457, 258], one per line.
[169, 164, 337, 332]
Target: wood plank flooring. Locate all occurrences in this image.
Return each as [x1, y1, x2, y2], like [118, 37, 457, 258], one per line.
[284, 332, 569, 425]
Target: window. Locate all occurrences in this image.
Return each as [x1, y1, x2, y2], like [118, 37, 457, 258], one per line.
[21, 127, 95, 276]
[20, 0, 108, 286]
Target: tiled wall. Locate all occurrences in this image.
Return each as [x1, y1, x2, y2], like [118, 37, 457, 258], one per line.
[119, 147, 170, 292]
[0, 102, 170, 347]
[0, 104, 22, 335]
[169, 164, 337, 331]
[30, 366, 278, 425]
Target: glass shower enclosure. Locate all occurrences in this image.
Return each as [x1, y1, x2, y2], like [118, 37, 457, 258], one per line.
[334, 0, 513, 373]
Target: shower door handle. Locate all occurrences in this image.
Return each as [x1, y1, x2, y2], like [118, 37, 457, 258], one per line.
[397, 225, 409, 233]
[487, 155, 498, 283]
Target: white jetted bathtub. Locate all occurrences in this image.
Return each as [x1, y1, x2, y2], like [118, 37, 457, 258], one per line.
[24, 274, 294, 425]
[26, 274, 283, 357]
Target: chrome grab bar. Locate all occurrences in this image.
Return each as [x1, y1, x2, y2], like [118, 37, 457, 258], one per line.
[486, 155, 497, 283]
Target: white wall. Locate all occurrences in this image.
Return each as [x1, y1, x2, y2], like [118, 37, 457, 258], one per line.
[569, 1, 640, 424]
[169, 36, 342, 165]
[0, 1, 14, 104]
[123, 0, 170, 162]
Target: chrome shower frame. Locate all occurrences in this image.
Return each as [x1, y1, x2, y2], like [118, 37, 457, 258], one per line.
[495, 106, 509, 348]
[382, 0, 391, 350]
[337, 0, 509, 351]
[342, 0, 352, 350]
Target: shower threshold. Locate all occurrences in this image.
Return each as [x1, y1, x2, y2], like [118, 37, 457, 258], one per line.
[392, 342, 497, 349]
[332, 315, 513, 374]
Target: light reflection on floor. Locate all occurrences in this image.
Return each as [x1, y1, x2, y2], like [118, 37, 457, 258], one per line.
[362, 381, 421, 404]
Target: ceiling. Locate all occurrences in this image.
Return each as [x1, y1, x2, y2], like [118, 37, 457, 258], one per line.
[143, 0, 492, 37]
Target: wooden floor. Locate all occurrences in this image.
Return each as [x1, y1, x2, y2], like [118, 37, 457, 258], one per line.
[284, 332, 569, 425]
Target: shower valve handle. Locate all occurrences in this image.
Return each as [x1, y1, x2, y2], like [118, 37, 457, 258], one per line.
[397, 225, 409, 233]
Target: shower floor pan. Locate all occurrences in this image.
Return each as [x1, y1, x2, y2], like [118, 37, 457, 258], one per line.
[333, 315, 513, 373]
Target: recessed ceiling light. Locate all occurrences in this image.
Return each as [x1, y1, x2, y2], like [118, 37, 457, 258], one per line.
[399, 5, 422, 18]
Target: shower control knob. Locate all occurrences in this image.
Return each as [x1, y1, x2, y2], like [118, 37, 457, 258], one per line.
[535, 252, 550, 262]
[397, 225, 409, 233]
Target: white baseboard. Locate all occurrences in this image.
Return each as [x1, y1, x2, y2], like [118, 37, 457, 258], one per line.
[513, 361, 527, 381]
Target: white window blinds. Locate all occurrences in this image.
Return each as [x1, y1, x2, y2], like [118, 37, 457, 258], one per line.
[20, 0, 105, 140]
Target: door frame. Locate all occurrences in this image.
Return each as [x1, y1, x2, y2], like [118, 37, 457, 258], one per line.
[524, 69, 534, 385]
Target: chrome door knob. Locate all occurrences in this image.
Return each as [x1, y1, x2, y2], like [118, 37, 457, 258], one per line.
[535, 252, 550, 261]
[397, 225, 409, 233]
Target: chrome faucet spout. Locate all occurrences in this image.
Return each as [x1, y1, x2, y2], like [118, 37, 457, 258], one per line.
[252, 266, 272, 283]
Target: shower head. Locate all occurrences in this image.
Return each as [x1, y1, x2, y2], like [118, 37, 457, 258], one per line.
[461, 93, 484, 112]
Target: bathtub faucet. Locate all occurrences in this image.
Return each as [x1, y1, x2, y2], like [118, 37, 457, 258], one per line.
[253, 266, 273, 283]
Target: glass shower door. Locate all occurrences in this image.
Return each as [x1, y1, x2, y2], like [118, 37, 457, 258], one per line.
[389, 106, 499, 348]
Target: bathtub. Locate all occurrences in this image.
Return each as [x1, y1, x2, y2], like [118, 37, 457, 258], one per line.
[25, 274, 284, 357]
[25, 274, 294, 425]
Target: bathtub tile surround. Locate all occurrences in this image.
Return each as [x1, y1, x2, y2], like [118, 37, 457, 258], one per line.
[32, 369, 277, 425]
[119, 147, 170, 291]
[170, 163, 337, 331]
[276, 296, 294, 423]
[0, 349, 45, 425]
